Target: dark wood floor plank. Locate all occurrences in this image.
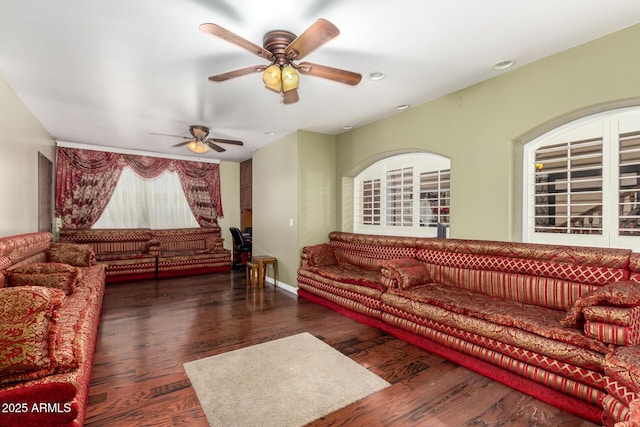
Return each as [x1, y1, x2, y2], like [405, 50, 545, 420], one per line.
[85, 271, 599, 427]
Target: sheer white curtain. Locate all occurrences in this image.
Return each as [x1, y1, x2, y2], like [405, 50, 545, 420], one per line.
[93, 168, 199, 229]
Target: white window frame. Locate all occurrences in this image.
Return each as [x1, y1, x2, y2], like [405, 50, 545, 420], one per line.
[354, 153, 450, 237]
[523, 107, 640, 251]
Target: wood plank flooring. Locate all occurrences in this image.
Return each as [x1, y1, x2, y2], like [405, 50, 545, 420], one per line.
[85, 271, 600, 427]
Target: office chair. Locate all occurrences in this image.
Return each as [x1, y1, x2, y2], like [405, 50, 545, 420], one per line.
[230, 227, 251, 270]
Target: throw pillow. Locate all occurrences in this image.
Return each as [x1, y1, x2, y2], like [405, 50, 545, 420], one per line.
[396, 264, 433, 289]
[561, 280, 640, 328]
[8, 262, 81, 295]
[379, 258, 425, 288]
[0, 286, 64, 383]
[307, 244, 337, 266]
[48, 243, 96, 266]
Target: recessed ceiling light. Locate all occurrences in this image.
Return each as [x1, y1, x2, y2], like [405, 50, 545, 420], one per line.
[395, 104, 409, 111]
[367, 71, 385, 81]
[265, 131, 276, 136]
[493, 60, 514, 71]
[343, 125, 353, 130]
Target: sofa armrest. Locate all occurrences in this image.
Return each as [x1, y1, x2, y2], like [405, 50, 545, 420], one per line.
[583, 306, 640, 346]
[561, 280, 640, 345]
[48, 243, 96, 267]
[301, 243, 337, 268]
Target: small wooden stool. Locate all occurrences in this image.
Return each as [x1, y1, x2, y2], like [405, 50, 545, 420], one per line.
[245, 261, 259, 287]
[251, 255, 278, 289]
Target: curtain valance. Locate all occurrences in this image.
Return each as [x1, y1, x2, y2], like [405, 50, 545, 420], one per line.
[55, 147, 223, 228]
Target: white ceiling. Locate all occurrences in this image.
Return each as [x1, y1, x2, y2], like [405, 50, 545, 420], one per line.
[1, 0, 640, 162]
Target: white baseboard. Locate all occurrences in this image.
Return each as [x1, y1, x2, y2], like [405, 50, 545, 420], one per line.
[264, 277, 298, 295]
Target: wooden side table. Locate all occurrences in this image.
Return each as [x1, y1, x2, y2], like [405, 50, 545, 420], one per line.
[245, 260, 259, 287]
[251, 255, 278, 289]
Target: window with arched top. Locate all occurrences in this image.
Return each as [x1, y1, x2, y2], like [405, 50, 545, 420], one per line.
[523, 107, 640, 251]
[354, 152, 451, 236]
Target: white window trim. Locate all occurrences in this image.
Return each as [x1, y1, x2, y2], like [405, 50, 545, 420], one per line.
[354, 152, 450, 237]
[523, 107, 640, 251]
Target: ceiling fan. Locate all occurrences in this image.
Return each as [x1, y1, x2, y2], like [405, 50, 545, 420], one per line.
[152, 125, 243, 154]
[199, 18, 362, 104]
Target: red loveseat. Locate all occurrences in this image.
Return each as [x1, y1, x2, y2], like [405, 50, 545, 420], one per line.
[298, 232, 640, 426]
[0, 232, 106, 427]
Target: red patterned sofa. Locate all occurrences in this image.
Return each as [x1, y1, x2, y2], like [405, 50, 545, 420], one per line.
[0, 232, 106, 427]
[297, 232, 640, 426]
[59, 227, 231, 282]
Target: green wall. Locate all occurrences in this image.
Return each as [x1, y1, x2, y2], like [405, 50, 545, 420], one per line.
[252, 132, 300, 286]
[252, 130, 335, 287]
[298, 130, 336, 248]
[336, 23, 640, 241]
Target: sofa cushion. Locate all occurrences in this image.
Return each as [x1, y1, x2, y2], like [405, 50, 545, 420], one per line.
[385, 283, 610, 356]
[8, 263, 81, 295]
[48, 243, 96, 267]
[305, 243, 338, 267]
[306, 264, 383, 290]
[562, 281, 640, 328]
[0, 286, 65, 384]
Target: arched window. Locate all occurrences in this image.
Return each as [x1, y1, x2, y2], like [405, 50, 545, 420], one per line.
[354, 152, 450, 236]
[523, 107, 640, 251]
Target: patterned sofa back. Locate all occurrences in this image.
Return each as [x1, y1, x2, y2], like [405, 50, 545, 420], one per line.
[414, 238, 632, 311]
[325, 232, 634, 311]
[59, 228, 152, 256]
[60, 227, 225, 256]
[0, 232, 52, 287]
[151, 227, 223, 253]
[328, 232, 418, 270]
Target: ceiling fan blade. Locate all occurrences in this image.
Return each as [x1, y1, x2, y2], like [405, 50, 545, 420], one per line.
[151, 132, 190, 139]
[285, 18, 339, 61]
[200, 23, 273, 61]
[211, 138, 243, 146]
[297, 62, 362, 85]
[172, 140, 195, 148]
[209, 65, 267, 82]
[282, 88, 299, 104]
[205, 141, 226, 152]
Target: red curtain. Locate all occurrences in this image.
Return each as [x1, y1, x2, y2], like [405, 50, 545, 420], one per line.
[55, 147, 223, 229]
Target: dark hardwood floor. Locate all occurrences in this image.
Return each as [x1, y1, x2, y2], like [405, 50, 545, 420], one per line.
[85, 271, 599, 427]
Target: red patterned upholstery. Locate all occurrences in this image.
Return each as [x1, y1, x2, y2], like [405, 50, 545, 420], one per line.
[297, 232, 640, 425]
[60, 227, 231, 282]
[0, 232, 106, 427]
[415, 240, 631, 311]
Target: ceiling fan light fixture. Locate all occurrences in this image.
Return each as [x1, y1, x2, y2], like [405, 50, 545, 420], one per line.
[187, 141, 211, 154]
[263, 64, 282, 91]
[281, 65, 300, 92]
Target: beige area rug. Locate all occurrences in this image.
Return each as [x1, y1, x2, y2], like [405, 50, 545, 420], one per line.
[183, 332, 390, 427]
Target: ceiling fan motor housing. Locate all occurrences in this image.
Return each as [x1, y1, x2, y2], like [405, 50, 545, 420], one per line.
[263, 30, 297, 65]
[190, 125, 209, 139]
